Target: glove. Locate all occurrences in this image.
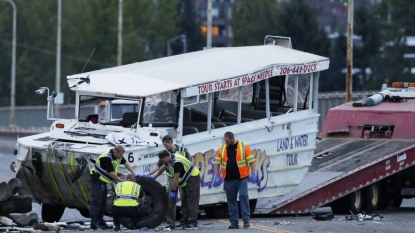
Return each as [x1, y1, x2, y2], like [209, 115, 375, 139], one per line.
[121, 177, 126, 182]
[170, 190, 177, 199]
[134, 173, 146, 177]
[146, 175, 155, 179]
[213, 176, 223, 187]
[250, 173, 258, 184]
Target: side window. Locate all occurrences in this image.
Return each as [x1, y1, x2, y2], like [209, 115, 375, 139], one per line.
[183, 94, 208, 106]
[285, 74, 311, 109]
[218, 84, 253, 103]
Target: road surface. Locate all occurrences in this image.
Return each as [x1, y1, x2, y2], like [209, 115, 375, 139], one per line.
[1, 137, 415, 232]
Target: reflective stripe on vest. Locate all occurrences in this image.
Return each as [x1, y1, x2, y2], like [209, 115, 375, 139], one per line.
[113, 181, 141, 207]
[90, 149, 121, 183]
[166, 145, 189, 177]
[217, 142, 247, 169]
[171, 153, 199, 187]
[216, 141, 255, 179]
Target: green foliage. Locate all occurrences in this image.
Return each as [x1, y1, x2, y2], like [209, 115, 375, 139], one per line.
[171, 0, 204, 54]
[320, 34, 347, 92]
[232, 0, 331, 91]
[233, 0, 329, 55]
[0, 0, 180, 107]
[277, 0, 329, 56]
[362, 0, 413, 90]
[232, 0, 280, 46]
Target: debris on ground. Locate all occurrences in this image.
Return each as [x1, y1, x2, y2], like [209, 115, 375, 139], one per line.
[274, 221, 294, 225]
[345, 211, 383, 221]
[311, 213, 334, 221]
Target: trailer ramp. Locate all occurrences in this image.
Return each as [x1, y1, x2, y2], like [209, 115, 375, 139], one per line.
[255, 139, 415, 214]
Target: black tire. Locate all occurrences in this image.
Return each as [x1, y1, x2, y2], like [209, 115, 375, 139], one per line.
[119, 177, 168, 229]
[204, 204, 229, 219]
[390, 194, 403, 208]
[362, 183, 381, 212]
[41, 203, 65, 222]
[331, 190, 363, 215]
[78, 208, 90, 218]
[378, 193, 390, 210]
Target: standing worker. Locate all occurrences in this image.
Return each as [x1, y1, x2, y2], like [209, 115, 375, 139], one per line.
[145, 135, 191, 229]
[112, 173, 146, 231]
[89, 145, 136, 230]
[158, 150, 200, 230]
[214, 132, 257, 229]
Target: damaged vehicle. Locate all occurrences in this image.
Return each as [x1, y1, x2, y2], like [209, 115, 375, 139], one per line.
[12, 36, 329, 227]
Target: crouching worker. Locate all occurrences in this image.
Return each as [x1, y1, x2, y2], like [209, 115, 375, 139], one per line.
[113, 173, 146, 232]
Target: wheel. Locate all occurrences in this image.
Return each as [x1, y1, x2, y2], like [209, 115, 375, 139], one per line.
[362, 183, 381, 212]
[390, 194, 403, 208]
[119, 177, 168, 229]
[78, 208, 90, 218]
[41, 203, 65, 222]
[347, 190, 363, 214]
[203, 204, 229, 219]
[331, 190, 363, 214]
[378, 193, 390, 210]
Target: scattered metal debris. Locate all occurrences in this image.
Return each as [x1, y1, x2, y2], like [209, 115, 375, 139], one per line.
[274, 221, 294, 225]
[345, 211, 383, 221]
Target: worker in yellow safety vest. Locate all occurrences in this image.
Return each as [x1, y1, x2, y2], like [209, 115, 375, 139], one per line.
[144, 135, 191, 229]
[112, 173, 146, 231]
[89, 145, 135, 230]
[158, 150, 200, 230]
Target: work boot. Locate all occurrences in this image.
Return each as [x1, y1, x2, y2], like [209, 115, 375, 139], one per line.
[228, 223, 239, 229]
[90, 224, 99, 230]
[99, 221, 113, 229]
[243, 221, 250, 228]
[163, 224, 175, 231]
[114, 225, 121, 232]
[126, 221, 136, 230]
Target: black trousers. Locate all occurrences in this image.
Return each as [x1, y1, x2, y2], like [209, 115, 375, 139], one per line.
[180, 175, 201, 226]
[89, 175, 108, 227]
[112, 205, 146, 228]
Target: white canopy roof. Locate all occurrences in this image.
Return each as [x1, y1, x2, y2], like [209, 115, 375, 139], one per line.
[67, 45, 329, 98]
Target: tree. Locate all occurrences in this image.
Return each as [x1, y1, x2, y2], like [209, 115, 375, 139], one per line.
[0, 0, 180, 107]
[171, 0, 204, 55]
[362, 0, 413, 90]
[320, 34, 347, 92]
[0, 0, 59, 106]
[232, 0, 280, 46]
[353, 1, 382, 90]
[276, 0, 330, 56]
[232, 0, 331, 91]
[377, 0, 415, 36]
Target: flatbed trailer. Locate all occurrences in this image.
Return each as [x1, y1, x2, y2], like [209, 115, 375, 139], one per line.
[256, 86, 415, 215]
[256, 138, 415, 214]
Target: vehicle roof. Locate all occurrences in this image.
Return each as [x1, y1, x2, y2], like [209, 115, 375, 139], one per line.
[67, 45, 329, 98]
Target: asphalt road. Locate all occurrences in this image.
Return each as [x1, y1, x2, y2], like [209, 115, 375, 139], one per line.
[2, 136, 415, 232]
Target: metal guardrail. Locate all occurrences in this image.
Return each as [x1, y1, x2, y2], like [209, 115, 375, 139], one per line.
[0, 91, 377, 136]
[317, 91, 376, 134]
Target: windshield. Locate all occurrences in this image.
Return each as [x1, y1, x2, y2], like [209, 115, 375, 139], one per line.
[78, 96, 140, 126]
[141, 91, 178, 127]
